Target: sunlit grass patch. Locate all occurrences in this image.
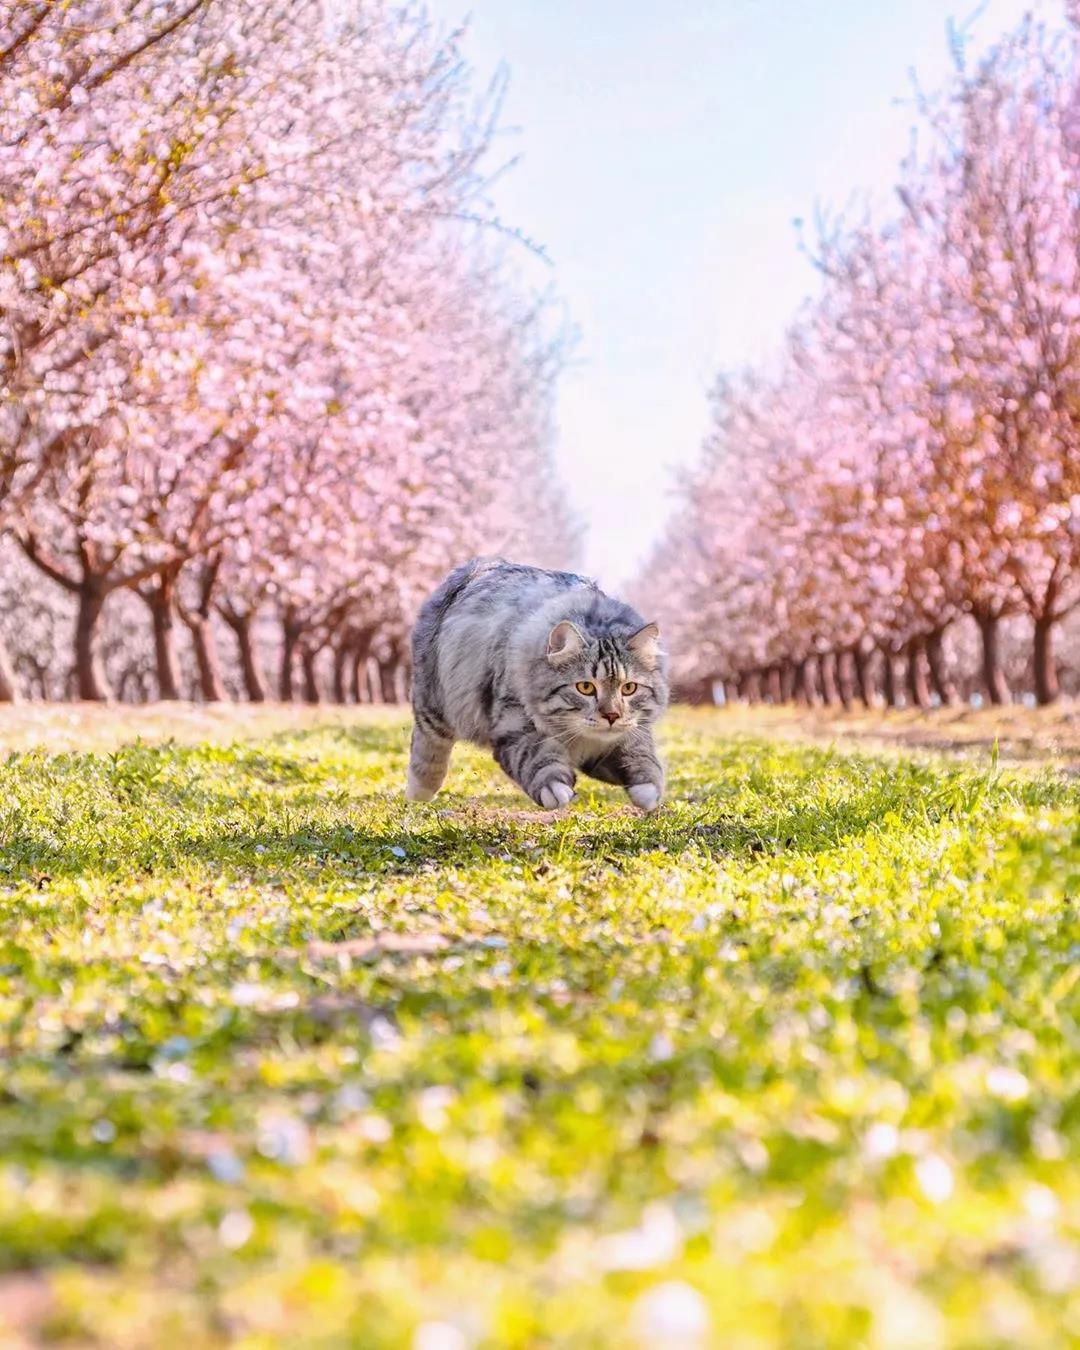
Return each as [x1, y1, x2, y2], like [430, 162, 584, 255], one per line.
[0, 709, 1077, 1346]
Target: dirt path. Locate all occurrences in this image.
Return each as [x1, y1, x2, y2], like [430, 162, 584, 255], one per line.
[3, 699, 1080, 771]
[0, 702, 399, 755]
[697, 701, 1080, 770]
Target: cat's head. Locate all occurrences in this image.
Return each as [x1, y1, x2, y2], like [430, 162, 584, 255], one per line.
[534, 620, 668, 743]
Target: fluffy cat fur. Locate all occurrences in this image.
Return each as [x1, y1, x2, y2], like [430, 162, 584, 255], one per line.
[407, 557, 669, 811]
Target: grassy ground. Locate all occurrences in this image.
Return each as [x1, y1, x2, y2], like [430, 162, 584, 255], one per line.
[1, 708, 1079, 1347]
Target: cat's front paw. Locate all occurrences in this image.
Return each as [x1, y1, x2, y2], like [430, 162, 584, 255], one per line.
[628, 783, 662, 812]
[405, 772, 437, 803]
[537, 781, 575, 810]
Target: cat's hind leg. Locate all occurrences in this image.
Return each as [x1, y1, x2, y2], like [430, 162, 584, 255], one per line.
[406, 717, 454, 802]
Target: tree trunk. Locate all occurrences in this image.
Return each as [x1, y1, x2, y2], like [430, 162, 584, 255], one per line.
[347, 634, 373, 704]
[976, 613, 1011, 706]
[1034, 615, 1060, 706]
[187, 616, 226, 702]
[925, 628, 958, 707]
[179, 557, 226, 702]
[74, 583, 111, 702]
[331, 644, 350, 704]
[819, 652, 840, 706]
[836, 651, 855, 710]
[882, 648, 901, 709]
[152, 603, 182, 700]
[852, 645, 877, 708]
[141, 572, 182, 701]
[349, 649, 362, 703]
[797, 656, 821, 707]
[222, 611, 267, 703]
[678, 676, 714, 705]
[765, 667, 783, 704]
[0, 632, 19, 703]
[906, 639, 932, 710]
[362, 656, 380, 704]
[300, 646, 321, 705]
[280, 613, 301, 701]
[394, 660, 409, 705]
[779, 662, 797, 703]
[118, 667, 141, 703]
[378, 658, 397, 704]
[793, 660, 808, 706]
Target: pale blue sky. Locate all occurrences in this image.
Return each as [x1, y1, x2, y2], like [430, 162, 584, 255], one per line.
[427, 0, 1058, 586]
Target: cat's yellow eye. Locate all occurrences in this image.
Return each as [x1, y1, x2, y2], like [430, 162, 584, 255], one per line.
[622, 681, 638, 695]
[575, 681, 596, 696]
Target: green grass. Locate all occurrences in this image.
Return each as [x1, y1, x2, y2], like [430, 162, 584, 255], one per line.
[1, 710, 1079, 1347]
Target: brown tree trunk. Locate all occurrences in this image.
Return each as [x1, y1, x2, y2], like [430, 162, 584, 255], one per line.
[0, 632, 19, 703]
[852, 645, 877, 708]
[349, 649, 363, 703]
[1034, 615, 1060, 706]
[976, 613, 1011, 706]
[378, 658, 397, 703]
[881, 648, 901, 709]
[359, 656, 378, 704]
[331, 643, 350, 704]
[765, 667, 783, 704]
[906, 639, 932, 710]
[394, 660, 409, 705]
[186, 617, 226, 702]
[221, 610, 267, 703]
[346, 633, 374, 704]
[836, 651, 855, 710]
[819, 652, 840, 706]
[151, 602, 182, 699]
[118, 667, 142, 703]
[795, 657, 820, 707]
[26, 663, 47, 700]
[74, 582, 111, 702]
[740, 671, 761, 705]
[179, 556, 226, 702]
[300, 646, 321, 705]
[140, 571, 182, 701]
[673, 675, 713, 705]
[779, 662, 796, 703]
[925, 628, 958, 707]
[280, 612, 301, 701]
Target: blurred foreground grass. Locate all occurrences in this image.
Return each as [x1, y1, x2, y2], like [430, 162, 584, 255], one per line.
[0, 708, 1079, 1346]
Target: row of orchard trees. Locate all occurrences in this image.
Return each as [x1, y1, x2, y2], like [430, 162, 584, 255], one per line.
[0, 1, 578, 704]
[640, 15, 1080, 709]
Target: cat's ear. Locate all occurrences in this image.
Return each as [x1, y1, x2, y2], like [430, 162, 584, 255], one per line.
[627, 622, 662, 669]
[547, 620, 586, 665]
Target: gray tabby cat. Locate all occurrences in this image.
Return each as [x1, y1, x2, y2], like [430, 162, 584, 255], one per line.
[407, 557, 668, 811]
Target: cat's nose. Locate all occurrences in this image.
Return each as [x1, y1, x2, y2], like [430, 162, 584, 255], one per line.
[601, 710, 620, 725]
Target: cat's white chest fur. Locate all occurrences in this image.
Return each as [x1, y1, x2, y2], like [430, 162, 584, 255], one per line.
[569, 730, 628, 764]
